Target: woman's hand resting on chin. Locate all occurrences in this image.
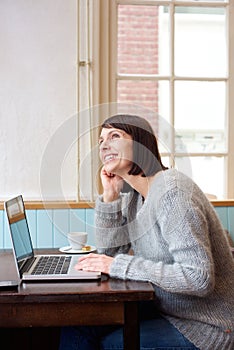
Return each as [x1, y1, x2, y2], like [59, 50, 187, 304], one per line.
[101, 167, 124, 202]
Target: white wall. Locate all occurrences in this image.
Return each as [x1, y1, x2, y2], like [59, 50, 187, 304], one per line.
[0, 0, 77, 200]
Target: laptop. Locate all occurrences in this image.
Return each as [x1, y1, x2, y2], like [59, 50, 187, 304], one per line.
[4, 195, 101, 282]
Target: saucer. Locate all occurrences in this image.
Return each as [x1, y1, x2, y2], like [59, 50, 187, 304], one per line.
[59, 245, 96, 254]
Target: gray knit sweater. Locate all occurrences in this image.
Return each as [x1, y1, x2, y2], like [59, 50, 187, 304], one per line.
[95, 169, 234, 350]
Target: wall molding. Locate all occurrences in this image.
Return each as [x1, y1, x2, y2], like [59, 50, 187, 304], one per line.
[0, 201, 95, 210]
[1, 199, 234, 210]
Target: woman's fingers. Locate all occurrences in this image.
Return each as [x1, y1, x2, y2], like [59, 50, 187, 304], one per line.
[75, 254, 114, 275]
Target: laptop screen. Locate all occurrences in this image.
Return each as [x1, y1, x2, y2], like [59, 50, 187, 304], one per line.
[5, 195, 34, 262]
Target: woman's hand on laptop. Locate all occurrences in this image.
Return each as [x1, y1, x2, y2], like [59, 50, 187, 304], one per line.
[75, 253, 113, 275]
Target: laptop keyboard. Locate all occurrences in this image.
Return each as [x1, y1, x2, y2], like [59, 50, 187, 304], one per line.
[32, 256, 71, 275]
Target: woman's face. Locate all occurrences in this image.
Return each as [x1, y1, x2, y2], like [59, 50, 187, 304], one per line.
[99, 127, 133, 175]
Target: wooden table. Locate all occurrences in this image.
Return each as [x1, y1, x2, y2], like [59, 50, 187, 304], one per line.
[0, 249, 155, 350]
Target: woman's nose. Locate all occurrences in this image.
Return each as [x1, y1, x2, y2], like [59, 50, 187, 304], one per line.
[100, 138, 110, 150]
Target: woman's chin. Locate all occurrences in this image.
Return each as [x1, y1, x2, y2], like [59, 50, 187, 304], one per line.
[105, 166, 117, 175]
[104, 160, 118, 172]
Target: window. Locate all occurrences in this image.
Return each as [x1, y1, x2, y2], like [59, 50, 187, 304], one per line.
[106, 0, 234, 199]
[1, 1, 233, 203]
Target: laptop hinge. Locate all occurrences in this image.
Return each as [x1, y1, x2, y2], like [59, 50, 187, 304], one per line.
[20, 257, 36, 274]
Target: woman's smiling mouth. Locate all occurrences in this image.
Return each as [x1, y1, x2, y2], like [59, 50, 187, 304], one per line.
[103, 154, 118, 163]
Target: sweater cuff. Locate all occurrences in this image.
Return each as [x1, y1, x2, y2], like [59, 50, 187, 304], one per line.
[110, 254, 133, 280]
[95, 195, 122, 219]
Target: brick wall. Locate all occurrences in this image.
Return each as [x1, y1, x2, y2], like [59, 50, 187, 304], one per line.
[117, 4, 159, 120]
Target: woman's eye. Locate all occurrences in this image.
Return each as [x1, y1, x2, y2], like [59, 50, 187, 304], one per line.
[111, 133, 120, 139]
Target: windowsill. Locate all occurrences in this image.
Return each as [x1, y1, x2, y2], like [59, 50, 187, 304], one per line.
[0, 199, 234, 210]
[0, 201, 95, 210]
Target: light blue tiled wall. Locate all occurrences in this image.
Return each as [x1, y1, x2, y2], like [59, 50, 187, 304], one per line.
[0, 207, 233, 249]
[214, 207, 234, 243]
[0, 208, 95, 249]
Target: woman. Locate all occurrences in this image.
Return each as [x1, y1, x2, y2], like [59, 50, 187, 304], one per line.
[60, 114, 234, 350]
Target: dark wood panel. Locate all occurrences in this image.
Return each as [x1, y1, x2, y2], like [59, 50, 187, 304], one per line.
[0, 302, 124, 327]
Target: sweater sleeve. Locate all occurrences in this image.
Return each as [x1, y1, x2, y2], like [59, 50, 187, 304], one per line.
[109, 192, 216, 297]
[95, 194, 131, 255]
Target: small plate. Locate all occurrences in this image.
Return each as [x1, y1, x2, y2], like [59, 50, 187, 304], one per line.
[59, 245, 96, 254]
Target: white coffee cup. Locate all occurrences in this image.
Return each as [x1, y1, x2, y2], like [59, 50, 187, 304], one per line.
[67, 232, 88, 250]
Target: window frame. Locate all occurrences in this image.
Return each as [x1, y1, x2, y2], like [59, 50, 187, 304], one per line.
[104, 0, 234, 199]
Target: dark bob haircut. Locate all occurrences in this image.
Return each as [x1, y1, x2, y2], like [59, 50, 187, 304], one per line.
[101, 114, 168, 177]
